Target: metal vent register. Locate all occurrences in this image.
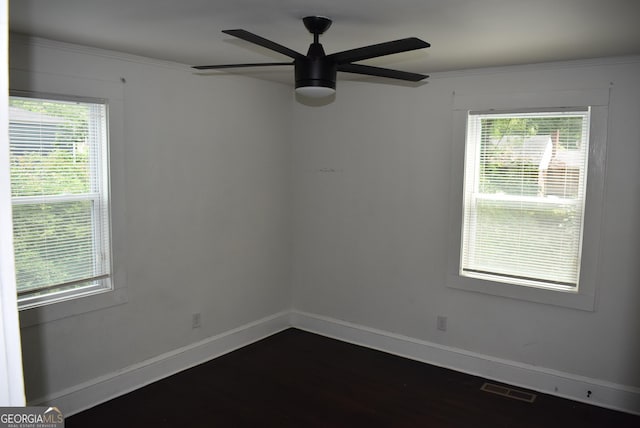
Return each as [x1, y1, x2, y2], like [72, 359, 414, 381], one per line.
[481, 382, 537, 403]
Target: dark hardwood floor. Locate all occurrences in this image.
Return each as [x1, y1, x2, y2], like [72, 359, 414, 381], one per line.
[67, 328, 639, 427]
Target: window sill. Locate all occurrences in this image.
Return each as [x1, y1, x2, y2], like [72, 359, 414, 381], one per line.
[18, 285, 128, 328]
[446, 272, 595, 311]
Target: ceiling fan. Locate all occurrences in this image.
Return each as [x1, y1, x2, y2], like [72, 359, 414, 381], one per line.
[193, 16, 430, 98]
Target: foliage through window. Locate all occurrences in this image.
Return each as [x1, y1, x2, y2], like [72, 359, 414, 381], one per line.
[461, 109, 590, 290]
[9, 94, 112, 309]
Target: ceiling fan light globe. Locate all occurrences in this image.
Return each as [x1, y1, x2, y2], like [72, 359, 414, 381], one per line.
[295, 86, 336, 98]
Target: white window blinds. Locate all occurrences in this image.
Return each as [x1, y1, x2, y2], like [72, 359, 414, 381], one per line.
[461, 109, 590, 289]
[9, 95, 111, 308]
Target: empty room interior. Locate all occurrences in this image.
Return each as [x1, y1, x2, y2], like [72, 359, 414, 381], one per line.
[2, 0, 640, 425]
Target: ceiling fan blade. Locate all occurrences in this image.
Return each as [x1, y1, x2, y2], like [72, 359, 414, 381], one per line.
[337, 63, 428, 82]
[328, 37, 430, 65]
[222, 29, 305, 60]
[193, 62, 293, 70]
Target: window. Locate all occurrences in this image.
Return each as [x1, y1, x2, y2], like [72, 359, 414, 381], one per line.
[447, 88, 609, 310]
[461, 109, 590, 290]
[9, 93, 112, 310]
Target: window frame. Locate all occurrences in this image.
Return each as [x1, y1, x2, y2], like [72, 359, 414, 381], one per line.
[9, 69, 128, 326]
[460, 108, 590, 291]
[9, 92, 113, 310]
[446, 89, 609, 311]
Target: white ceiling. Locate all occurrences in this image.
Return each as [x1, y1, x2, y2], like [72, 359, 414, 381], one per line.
[9, 0, 640, 84]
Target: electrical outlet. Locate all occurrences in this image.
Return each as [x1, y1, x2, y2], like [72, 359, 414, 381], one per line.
[437, 315, 447, 332]
[192, 313, 201, 329]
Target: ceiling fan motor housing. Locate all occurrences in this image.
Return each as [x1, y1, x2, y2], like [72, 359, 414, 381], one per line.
[295, 42, 337, 90]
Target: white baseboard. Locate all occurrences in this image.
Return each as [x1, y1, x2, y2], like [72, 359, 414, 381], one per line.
[30, 309, 640, 417]
[291, 310, 640, 416]
[29, 310, 291, 417]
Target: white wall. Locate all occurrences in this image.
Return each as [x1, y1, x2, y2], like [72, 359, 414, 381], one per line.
[291, 58, 640, 400]
[10, 36, 293, 407]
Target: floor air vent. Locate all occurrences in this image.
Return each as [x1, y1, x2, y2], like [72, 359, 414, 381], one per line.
[480, 382, 537, 403]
